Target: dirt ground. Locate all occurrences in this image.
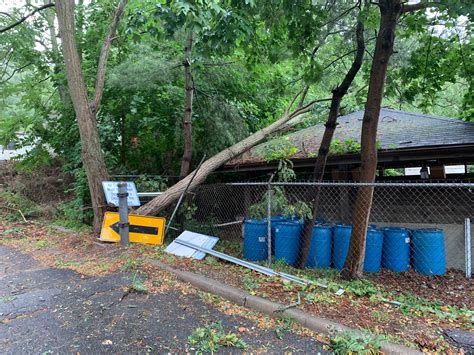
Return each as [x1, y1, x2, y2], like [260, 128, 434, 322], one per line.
[0, 217, 472, 353]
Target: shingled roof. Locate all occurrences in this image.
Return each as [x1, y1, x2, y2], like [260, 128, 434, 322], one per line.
[228, 108, 474, 166]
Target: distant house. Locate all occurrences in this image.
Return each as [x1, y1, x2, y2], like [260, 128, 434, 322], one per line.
[220, 109, 474, 180]
[0, 133, 33, 161]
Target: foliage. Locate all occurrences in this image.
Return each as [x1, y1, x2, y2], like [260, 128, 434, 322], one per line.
[187, 322, 247, 353]
[328, 330, 384, 354]
[134, 175, 168, 193]
[262, 136, 299, 162]
[130, 273, 148, 293]
[247, 186, 311, 220]
[329, 139, 361, 155]
[384, 168, 404, 177]
[0, 0, 472, 230]
[0, 191, 41, 220]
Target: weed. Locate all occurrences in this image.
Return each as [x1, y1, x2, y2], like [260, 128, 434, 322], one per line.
[204, 256, 219, 267]
[0, 296, 16, 303]
[328, 330, 384, 354]
[131, 273, 148, 293]
[340, 279, 379, 297]
[54, 258, 80, 268]
[35, 239, 56, 250]
[372, 310, 390, 322]
[121, 257, 143, 272]
[2, 227, 24, 236]
[243, 275, 260, 292]
[187, 322, 247, 353]
[274, 317, 294, 339]
[304, 291, 337, 304]
[0, 191, 41, 220]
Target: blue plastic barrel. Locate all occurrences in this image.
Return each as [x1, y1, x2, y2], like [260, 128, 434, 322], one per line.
[333, 224, 352, 270]
[274, 221, 302, 265]
[363, 228, 383, 272]
[382, 227, 410, 272]
[270, 216, 287, 255]
[306, 224, 332, 268]
[412, 229, 446, 276]
[243, 219, 268, 261]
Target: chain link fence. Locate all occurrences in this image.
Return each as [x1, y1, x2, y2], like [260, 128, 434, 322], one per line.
[166, 181, 473, 279]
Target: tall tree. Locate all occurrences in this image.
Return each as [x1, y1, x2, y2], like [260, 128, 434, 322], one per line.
[179, 30, 194, 178]
[340, 0, 456, 278]
[55, 0, 128, 234]
[296, 16, 366, 268]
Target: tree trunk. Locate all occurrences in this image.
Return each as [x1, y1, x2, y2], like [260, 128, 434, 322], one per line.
[56, 0, 128, 234]
[179, 31, 194, 179]
[342, 0, 402, 279]
[56, 0, 109, 234]
[136, 98, 327, 216]
[295, 19, 365, 269]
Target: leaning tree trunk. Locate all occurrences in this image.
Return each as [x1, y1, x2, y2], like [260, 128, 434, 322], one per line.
[56, 0, 128, 234]
[342, 0, 402, 279]
[295, 19, 365, 269]
[179, 31, 194, 179]
[136, 98, 326, 216]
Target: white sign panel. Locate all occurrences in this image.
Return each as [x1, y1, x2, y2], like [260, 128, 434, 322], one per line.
[166, 231, 219, 260]
[102, 181, 141, 207]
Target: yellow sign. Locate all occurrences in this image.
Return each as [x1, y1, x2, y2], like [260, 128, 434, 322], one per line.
[100, 212, 165, 245]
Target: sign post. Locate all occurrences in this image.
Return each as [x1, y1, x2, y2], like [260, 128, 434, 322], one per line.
[117, 182, 129, 246]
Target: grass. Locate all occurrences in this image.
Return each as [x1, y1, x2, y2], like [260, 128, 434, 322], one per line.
[327, 330, 384, 354]
[120, 256, 143, 272]
[0, 296, 17, 303]
[274, 316, 295, 340]
[130, 273, 148, 293]
[187, 322, 247, 353]
[35, 239, 56, 250]
[54, 258, 81, 268]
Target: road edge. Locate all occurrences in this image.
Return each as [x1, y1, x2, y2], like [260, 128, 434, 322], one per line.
[145, 258, 420, 355]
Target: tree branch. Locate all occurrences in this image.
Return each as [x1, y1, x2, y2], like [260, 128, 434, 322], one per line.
[90, 0, 128, 113]
[0, 3, 54, 33]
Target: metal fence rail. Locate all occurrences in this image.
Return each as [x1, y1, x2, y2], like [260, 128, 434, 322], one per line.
[166, 181, 473, 279]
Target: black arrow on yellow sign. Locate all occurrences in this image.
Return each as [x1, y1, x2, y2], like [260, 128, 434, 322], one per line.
[110, 222, 158, 235]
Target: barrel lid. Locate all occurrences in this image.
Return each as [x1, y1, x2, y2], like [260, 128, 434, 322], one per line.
[334, 223, 352, 229]
[313, 223, 332, 229]
[382, 226, 408, 231]
[244, 218, 267, 225]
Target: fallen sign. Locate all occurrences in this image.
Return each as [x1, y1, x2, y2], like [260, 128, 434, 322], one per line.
[169, 236, 313, 286]
[165, 231, 219, 260]
[100, 212, 165, 245]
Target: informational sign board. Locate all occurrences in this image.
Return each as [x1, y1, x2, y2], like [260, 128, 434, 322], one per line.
[102, 181, 140, 207]
[100, 212, 165, 245]
[166, 231, 219, 260]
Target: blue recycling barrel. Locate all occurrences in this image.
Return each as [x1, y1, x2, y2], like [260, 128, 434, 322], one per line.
[412, 228, 446, 276]
[382, 227, 410, 272]
[243, 219, 268, 261]
[363, 228, 383, 273]
[274, 221, 302, 265]
[270, 216, 287, 255]
[306, 224, 332, 268]
[333, 224, 352, 270]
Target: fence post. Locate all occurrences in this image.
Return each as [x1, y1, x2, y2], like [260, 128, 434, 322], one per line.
[465, 218, 471, 279]
[118, 182, 129, 246]
[267, 174, 275, 267]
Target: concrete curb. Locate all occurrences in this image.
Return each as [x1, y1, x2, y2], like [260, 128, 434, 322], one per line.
[146, 258, 420, 355]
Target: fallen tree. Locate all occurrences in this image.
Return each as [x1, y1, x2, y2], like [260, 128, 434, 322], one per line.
[136, 96, 331, 216]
